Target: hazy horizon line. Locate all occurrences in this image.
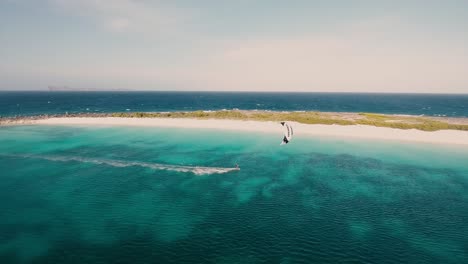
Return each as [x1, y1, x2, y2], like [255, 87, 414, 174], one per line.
[1, 89, 467, 95]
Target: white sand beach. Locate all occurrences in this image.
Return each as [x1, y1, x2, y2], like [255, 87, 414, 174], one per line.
[32, 117, 468, 146]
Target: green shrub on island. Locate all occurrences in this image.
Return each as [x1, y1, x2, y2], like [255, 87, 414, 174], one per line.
[107, 110, 468, 132]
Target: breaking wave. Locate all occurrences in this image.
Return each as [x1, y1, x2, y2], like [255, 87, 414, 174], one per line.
[3, 154, 238, 175]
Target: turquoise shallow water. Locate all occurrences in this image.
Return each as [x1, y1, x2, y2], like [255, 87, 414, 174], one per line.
[0, 125, 467, 263]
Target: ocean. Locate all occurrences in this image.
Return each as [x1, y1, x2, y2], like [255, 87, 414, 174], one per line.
[0, 125, 467, 263]
[1, 92, 468, 263]
[1, 91, 468, 117]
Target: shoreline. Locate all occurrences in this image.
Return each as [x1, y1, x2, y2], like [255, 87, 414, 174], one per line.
[6, 116, 468, 146]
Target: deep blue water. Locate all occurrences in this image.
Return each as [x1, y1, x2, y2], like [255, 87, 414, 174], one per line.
[1, 91, 467, 117]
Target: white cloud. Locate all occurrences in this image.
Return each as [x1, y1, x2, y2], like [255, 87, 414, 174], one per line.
[105, 17, 130, 32]
[50, 0, 188, 34]
[150, 17, 468, 93]
[2, 7, 467, 93]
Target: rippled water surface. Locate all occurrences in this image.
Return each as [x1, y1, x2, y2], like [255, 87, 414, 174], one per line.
[1, 125, 467, 263]
[1, 91, 467, 117]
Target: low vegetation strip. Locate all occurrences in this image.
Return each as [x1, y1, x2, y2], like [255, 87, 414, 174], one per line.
[2, 110, 468, 131]
[110, 110, 468, 132]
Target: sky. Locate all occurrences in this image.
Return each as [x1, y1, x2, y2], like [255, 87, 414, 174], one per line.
[1, 0, 468, 93]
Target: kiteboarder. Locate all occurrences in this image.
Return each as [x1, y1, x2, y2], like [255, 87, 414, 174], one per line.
[280, 122, 293, 145]
[235, 163, 240, 170]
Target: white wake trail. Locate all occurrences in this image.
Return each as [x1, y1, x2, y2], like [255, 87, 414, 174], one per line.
[4, 154, 238, 175]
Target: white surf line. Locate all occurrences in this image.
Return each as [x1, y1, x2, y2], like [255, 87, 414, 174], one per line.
[3, 154, 238, 175]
